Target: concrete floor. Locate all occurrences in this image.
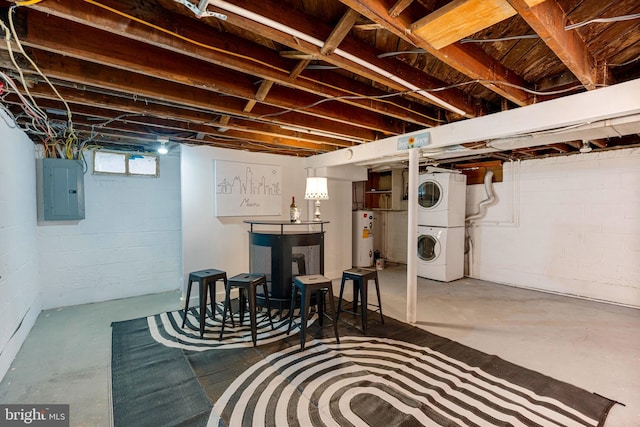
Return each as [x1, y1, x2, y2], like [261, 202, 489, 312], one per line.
[1, 265, 638, 426]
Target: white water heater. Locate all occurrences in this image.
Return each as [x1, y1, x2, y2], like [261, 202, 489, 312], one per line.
[352, 210, 374, 267]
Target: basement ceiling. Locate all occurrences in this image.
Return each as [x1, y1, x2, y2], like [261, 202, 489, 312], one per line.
[0, 0, 639, 167]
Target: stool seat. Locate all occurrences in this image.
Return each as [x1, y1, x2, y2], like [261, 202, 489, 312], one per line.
[219, 273, 274, 346]
[337, 268, 384, 334]
[287, 274, 340, 350]
[182, 269, 227, 338]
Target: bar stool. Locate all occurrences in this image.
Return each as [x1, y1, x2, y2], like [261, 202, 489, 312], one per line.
[291, 253, 306, 276]
[287, 274, 340, 350]
[337, 268, 384, 334]
[219, 273, 274, 346]
[182, 269, 227, 338]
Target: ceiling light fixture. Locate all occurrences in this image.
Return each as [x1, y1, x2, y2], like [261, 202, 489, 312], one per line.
[579, 140, 592, 153]
[157, 136, 169, 154]
[207, 0, 467, 117]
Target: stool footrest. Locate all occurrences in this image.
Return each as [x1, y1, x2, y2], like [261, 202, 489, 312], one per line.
[219, 273, 273, 346]
[337, 268, 384, 335]
[287, 275, 340, 350]
[182, 269, 228, 338]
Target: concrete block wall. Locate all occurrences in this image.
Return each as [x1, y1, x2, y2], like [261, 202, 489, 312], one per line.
[466, 147, 640, 307]
[37, 150, 182, 309]
[0, 113, 41, 381]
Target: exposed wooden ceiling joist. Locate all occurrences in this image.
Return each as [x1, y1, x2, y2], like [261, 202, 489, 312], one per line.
[411, 0, 544, 50]
[194, 0, 477, 116]
[507, 0, 606, 89]
[0, 0, 636, 165]
[340, 0, 533, 106]
[23, 0, 440, 128]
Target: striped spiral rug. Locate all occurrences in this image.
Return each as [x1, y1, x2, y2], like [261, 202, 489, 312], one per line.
[111, 304, 615, 427]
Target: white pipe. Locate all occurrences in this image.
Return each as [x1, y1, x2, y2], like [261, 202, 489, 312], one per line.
[465, 170, 497, 222]
[465, 227, 473, 277]
[465, 171, 495, 277]
[473, 160, 521, 228]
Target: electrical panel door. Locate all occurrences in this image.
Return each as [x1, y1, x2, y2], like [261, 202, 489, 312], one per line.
[42, 158, 85, 220]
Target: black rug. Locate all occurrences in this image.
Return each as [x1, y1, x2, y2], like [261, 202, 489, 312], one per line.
[111, 305, 615, 427]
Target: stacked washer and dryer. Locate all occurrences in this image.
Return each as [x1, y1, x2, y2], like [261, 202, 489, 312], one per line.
[417, 171, 467, 282]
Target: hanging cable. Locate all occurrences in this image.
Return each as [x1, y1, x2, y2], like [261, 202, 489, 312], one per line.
[460, 34, 539, 44]
[609, 54, 640, 67]
[7, 5, 77, 144]
[258, 78, 593, 119]
[566, 13, 640, 30]
[79, 0, 444, 123]
[0, 71, 51, 136]
[377, 49, 426, 58]
[10, 0, 635, 145]
[0, 23, 51, 133]
[1, 4, 81, 158]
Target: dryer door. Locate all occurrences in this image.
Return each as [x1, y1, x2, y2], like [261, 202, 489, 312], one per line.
[417, 234, 441, 262]
[418, 180, 442, 210]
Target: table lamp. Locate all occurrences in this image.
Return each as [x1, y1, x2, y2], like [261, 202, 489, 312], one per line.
[304, 177, 329, 221]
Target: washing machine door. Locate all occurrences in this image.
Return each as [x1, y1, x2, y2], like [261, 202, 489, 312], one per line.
[417, 234, 440, 262]
[418, 179, 442, 210]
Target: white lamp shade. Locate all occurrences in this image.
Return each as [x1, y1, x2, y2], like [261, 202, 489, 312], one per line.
[304, 177, 329, 200]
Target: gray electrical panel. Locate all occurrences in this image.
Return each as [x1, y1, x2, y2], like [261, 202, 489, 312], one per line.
[40, 158, 85, 221]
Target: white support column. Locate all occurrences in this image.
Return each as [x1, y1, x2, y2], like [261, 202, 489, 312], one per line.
[406, 148, 419, 324]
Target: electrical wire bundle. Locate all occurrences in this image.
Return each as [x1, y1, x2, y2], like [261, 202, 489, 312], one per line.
[0, 3, 80, 159]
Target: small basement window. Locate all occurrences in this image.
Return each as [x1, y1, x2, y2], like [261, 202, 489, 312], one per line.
[93, 150, 159, 177]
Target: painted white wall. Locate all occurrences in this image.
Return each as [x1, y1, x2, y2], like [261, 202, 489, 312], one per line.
[374, 210, 409, 264]
[321, 176, 353, 279]
[180, 145, 352, 304]
[466, 147, 640, 307]
[0, 112, 41, 381]
[37, 150, 182, 309]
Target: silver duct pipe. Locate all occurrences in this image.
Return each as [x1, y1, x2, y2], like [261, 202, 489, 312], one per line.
[465, 170, 497, 277]
[466, 170, 496, 222]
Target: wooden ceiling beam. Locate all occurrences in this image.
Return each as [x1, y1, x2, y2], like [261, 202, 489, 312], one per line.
[341, 0, 533, 106]
[95, 120, 340, 152]
[8, 12, 404, 136]
[5, 84, 358, 148]
[24, 0, 439, 128]
[507, 0, 604, 89]
[320, 8, 360, 55]
[76, 123, 333, 154]
[6, 99, 341, 153]
[411, 0, 545, 50]
[289, 59, 311, 79]
[243, 79, 275, 113]
[218, 115, 231, 129]
[194, 0, 476, 116]
[353, 20, 384, 31]
[0, 51, 376, 143]
[589, 138, 608, 148]
[388, 0, 414, 18]
[412, 0, 516, 50]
